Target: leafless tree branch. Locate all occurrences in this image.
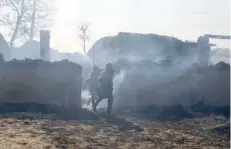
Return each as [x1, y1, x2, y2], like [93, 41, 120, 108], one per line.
[8, 0, 20, 15]
[78, 23, 90, 54]
[1, 0, 54, 46]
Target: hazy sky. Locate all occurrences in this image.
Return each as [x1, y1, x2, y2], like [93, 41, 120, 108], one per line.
[51, 0, 230, 53]
[2, 0, 229, 53]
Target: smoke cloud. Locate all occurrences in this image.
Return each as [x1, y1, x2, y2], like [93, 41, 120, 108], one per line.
[1, 35, 229, 119]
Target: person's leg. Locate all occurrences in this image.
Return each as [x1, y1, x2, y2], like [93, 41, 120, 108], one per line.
[94, 87, 104, 112]
[95, 96, 103, 111]
[107, 95, 113, 118]
[91, 95, 96, 111]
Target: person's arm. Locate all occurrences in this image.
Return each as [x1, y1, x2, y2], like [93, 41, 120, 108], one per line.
[98, 71, 104, 82]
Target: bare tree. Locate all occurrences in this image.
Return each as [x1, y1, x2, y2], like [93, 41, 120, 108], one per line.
[0, 0, 53, 47]
[29, 0, 36, 40]
[28, 0, 54, 40]
[0, 0, 27, 47]
[78, 23, 90, 54]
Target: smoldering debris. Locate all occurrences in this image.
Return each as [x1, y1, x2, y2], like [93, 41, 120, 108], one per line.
[82, 55, 230, 121]
[113, 60, 230, 121]
[86, 32, 230, 121]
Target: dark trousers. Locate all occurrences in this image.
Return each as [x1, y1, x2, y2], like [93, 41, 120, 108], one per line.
[94, 89, 113, 117]
[107, 96, 113, 117]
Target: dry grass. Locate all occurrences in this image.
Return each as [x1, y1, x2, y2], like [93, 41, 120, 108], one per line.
[0, 114, 229, 149]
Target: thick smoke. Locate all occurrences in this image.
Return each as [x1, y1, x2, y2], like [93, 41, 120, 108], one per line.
[210, 48, 230, 64]
[81, 90, 92, 110]
[2, 36, 229, 119]
[84, 35, 229, 118]
[112, 56, 230, 120]
[86, 33, 229, 115]
[113, 71, 126, 94]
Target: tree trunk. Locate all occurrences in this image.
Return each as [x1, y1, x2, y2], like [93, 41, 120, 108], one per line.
[9, 0, 25, 47]
[10, 17, 20, 47]
[29, 0, 36, 40]
[83, 37, 86, 54]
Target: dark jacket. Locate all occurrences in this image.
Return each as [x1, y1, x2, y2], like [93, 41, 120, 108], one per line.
[97, 69, 114, 98]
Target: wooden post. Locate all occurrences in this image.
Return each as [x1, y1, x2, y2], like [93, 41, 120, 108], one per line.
[40, 30, 50, 61]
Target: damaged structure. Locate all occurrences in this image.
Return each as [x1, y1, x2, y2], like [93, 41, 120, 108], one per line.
[0, 31, 83, 112]
[88, 32, 230, 67]
[87, 32, 198, 67]
[0, 59, 82, 108]
[86, 32, 230, 120]
[197, 34, 230, 66]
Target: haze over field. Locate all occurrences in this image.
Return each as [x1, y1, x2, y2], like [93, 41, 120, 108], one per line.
[52, 0, 230, 53]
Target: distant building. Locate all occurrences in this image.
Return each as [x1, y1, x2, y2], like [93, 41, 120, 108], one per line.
[0, 33, 10, 61]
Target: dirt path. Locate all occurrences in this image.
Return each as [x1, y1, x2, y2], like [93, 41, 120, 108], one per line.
[0, 114, 229, 149]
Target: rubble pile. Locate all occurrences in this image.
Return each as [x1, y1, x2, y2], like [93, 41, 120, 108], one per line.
[114, 61, 230, 121]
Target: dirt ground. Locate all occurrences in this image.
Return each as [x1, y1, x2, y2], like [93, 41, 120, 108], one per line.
[0, 113, 229, 149]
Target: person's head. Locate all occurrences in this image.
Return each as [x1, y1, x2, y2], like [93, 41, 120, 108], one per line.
[105, 63, 113, 72]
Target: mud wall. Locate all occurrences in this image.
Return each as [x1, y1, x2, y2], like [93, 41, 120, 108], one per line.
[0, 59, 82, 108]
